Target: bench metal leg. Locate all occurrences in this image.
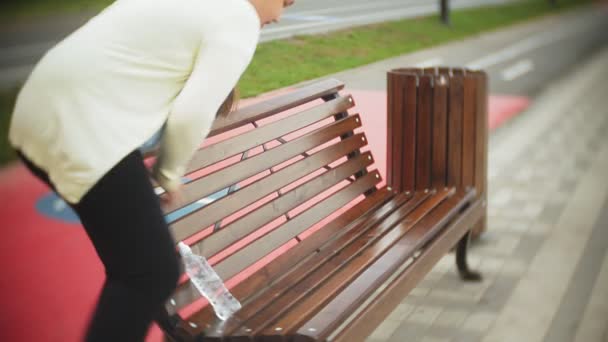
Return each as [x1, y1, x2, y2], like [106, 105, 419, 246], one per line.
[456, 231, 482, 281]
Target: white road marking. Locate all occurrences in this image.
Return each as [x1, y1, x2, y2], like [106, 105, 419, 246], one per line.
[501, 59, 534, 81]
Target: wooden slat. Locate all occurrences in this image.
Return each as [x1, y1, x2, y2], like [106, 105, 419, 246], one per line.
[473, 71, 489, 236]
[253, 189, 455, 339]
[402, 74, 418, 192]
[436, 67, 452, 76]
[387, 69, 418, 193]
[432, 75, 448, 188]
[161, 114, 362, 213]
[186, 95, 355, 173]
[462, 75, 477, 188]
[211, 192, 429, 338]
[169, 151, 375, 310]
[447, 75, 464, 188]
[387, 72, 403, 193]
[170, 131, 369, 243]
[387, 73, 394, 190]
[296, 190, 478, 341]
[328, 198, 482, 342]
[416, 75, 433, 191]
[208, 79, 345, 138]
[213, 170, 382, 281]
[473, 73, 485, 195]
[180, 187, 395, 333]
[423, 67, 438, 75]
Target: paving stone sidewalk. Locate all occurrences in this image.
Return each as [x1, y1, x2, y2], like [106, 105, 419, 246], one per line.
[366, 46, 608, 342]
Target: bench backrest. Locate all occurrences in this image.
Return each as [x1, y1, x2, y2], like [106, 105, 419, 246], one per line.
[161, 79, 383, 314]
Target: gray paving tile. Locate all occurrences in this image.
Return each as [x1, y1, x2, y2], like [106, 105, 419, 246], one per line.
[512, 233, 545, 262]
[433, 309, 470, 329]
[450, 331, 484, 342]
[388, 322, 430, 342]
[475, 274, 519, 312]
[538, 201, 566, 225]
[368, 319, 403, 341]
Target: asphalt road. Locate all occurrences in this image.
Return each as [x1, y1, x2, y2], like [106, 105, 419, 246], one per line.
[0, 0, 513, 90]
[329, 5, 608, 98]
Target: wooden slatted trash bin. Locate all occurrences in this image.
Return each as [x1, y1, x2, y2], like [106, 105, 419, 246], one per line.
[387, 67, 489, 240]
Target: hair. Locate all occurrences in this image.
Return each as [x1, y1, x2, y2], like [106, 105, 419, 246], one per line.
[216, 88, 239, 119]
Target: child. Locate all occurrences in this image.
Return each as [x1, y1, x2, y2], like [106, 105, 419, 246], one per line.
[8, 0, 294, 340]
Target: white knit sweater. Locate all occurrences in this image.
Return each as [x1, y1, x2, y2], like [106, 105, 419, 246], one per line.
[9, 0, 260, 204]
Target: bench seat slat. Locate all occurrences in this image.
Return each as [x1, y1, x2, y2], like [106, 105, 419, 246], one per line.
[248, 189, 454, 338]
[202, 192, 427, 337]
[298, 190, 479, 341]
[162, 114, 362, 214]
[178, 187, 395, 329]
[208, 79, 345, 138]
[170, 130, 368, 243]
[169, 150, 374, 311]
[214, 169, 382, 281]
[187, 95, 355, 173]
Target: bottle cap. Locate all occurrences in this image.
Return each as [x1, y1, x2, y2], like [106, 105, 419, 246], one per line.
[177, 242, 192, 255]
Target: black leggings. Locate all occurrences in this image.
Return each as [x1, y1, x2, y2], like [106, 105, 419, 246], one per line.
[17, 150, 181, 342]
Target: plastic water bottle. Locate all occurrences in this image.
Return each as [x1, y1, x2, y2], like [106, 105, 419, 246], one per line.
[177, 242, 242, 320]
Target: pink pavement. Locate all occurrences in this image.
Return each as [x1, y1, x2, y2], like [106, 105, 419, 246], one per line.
[0, 86, 529, 342]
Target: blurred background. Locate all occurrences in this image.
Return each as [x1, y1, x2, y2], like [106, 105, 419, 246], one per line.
[1, 1, 607, 341]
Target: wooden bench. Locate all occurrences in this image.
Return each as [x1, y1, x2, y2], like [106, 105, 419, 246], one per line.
[152, 70, 488, 341]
